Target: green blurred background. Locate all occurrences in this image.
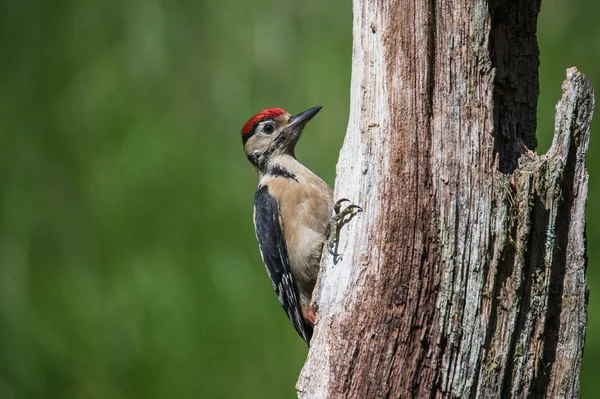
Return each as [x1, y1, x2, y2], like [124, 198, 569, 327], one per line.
[0, 0, 597, 398]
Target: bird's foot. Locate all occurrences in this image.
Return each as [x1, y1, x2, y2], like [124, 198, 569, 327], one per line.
[327, 199, 362, 257]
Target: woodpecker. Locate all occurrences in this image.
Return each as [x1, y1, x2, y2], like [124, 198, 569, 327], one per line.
[241, 106, 361, 344]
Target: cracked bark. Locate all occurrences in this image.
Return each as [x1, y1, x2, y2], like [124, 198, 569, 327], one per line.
[296, 0, 594, 398]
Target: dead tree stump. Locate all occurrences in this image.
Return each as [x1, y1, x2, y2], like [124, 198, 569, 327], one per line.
[297, 0, 594, 397]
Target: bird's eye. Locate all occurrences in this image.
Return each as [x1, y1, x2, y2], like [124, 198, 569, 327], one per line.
[263, 124, 275, 134]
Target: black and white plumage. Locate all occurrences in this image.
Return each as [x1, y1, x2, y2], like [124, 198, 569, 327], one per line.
[254, 185, 312, 343]
[241, 106, 333, 344]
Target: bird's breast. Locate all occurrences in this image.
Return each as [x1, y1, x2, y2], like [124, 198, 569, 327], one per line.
[260, 173, 333, 291]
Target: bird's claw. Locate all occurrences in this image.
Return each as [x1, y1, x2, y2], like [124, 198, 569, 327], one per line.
[334, 198, 351, 214]
[327, 244, 341, 257]
[327, 200, 363, 258]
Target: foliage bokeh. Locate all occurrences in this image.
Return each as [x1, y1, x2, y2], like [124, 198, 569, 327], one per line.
[0, 0, 597, 397]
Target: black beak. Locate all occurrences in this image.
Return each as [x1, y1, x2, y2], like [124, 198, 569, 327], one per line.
[287, 106, 322, 130]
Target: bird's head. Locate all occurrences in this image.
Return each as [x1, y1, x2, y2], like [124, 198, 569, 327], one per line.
[241, 106, 322, 169]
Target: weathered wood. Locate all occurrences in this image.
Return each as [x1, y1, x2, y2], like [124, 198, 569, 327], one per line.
[296, 0, 593, 397]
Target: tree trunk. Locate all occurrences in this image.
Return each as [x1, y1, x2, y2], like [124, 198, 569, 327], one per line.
[297, 1, 594, 398]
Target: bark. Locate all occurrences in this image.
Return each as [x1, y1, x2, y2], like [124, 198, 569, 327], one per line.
[296, 1, 594, 398]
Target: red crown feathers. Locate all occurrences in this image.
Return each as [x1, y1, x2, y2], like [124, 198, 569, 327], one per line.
[241, 108, 287, 135]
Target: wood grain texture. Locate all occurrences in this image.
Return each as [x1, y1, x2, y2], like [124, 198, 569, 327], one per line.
[296, 0, 593, 397]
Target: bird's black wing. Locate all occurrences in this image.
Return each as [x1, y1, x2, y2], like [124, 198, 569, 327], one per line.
[253, 185, 312, 343]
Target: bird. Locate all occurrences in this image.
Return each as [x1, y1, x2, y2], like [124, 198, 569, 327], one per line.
[240, 106, 361, 344]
